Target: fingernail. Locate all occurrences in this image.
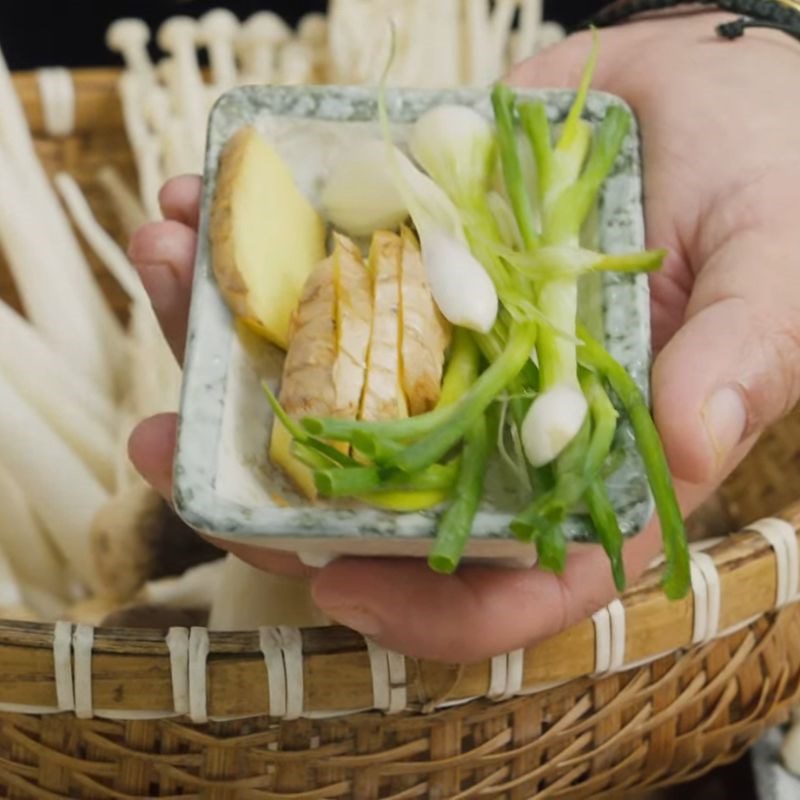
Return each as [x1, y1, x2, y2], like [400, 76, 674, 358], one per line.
[321, 606, 381, 637]
[703, 385, 747, 467]
[136, 262, 178, 311]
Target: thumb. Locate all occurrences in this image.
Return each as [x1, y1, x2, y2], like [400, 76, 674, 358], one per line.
[506, 26, 633, 94]
[652, 229, 800, 485]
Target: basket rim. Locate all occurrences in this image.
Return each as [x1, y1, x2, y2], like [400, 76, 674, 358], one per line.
[1, 508, 798, 720]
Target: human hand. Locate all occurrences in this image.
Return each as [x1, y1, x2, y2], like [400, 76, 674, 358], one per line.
[128, 10, 800, 663]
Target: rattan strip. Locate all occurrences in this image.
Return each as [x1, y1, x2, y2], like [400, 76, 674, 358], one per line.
[0, 607, 795, 800]
[0, 514, 797, 720]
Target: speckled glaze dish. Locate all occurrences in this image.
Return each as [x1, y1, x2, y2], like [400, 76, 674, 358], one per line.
[173, 84, 653, 568]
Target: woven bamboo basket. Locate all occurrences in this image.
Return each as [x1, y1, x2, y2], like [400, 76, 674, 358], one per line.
[2, 67, 800, 800]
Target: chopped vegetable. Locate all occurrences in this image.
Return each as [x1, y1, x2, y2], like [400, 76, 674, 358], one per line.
[360, 231, 408, 422]
[398, 227, 451, 415]
[210, 125, 327, 349]
[332, 233, 373, 419]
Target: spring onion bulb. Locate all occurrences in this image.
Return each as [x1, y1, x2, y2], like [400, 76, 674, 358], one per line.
[418, 226, 498, 333]
[371, 68, 499, 333]
[408, 104, 496, 205]
[320, 140, 408, 236]
[521, 384, 588, 467]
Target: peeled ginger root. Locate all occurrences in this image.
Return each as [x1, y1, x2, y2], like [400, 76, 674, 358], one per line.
[270, 228, 451, 500]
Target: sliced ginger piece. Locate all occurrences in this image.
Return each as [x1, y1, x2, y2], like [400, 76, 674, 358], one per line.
[210, 125, 326, 349]
[269, 239, 374, 499]
[270, 256, 337, 499]
[359, 231, 408, 422]
[399, 226, 452, 415]
[332, 233, 372, 420]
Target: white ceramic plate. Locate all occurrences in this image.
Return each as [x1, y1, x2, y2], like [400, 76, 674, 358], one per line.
[173, 84, 653, 568]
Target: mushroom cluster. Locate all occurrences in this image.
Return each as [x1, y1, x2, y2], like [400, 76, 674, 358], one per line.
[106, 2, 565, 220]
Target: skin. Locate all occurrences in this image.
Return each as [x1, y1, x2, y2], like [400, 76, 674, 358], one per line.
[128, 11, 800, 663]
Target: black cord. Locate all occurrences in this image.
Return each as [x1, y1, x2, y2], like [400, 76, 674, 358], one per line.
[579, 0, 800, 42]
[717, 14, 800, 39]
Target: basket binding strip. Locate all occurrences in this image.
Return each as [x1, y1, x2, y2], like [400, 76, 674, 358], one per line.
[1, 66, 800, 798]
[0, 516, 797, 721]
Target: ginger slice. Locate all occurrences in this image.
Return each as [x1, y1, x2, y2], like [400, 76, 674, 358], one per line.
[359, 231, 408, 422]
[399, 226, 451, 415]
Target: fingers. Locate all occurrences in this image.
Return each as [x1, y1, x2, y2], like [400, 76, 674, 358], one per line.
[128, 219, 196, 361]
[128, 176, 202, 361]
[652, 228, 800, 485]
[506, 26, 633, 96]
[311, 526, 660, 663]
[128, 413, 311, 578]
[158, 175, 202, 229]
[219, 542, 315, 580]
[128, 413, 179, 500]
[311, 478, 711, 662]
[311, 521, 660, 663]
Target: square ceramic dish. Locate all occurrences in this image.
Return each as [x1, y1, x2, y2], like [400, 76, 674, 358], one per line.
[173, 84, 653, 568]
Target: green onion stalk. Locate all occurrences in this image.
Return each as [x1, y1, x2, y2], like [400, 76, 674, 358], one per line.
[578, 327, 690, 599]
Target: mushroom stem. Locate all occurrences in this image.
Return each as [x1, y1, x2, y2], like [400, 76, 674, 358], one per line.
[55, 172, 146, 303]
[209, 555, 329, 630]
[156, 16, 207, 165]
[118, 73, 164, 220]
[90, 484, 221, 601]
[0, 49, 124, 392]
[199, 8, 240, 90]
[489, 0, 518, 78]
[0, 299, 117, 432]
[463, 0, 490, 85]
[0, 374, 109, 592]
[0, 462, 68, 600]
[95, 166, 148, 239]
[106, 18, 155, 81]
[277, 40, 315, 85]
[512, 0, 543, 62]
[0, 146, 120, 393]
[236, 12, 291, 83]
[138, 560, 225, 609]
[297, 12, 329, 80]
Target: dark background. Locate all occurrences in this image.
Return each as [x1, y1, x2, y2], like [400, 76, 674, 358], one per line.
[0, 1, 603, 70]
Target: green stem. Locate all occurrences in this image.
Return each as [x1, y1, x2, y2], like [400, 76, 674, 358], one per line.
[582, 370, 618, 470]
[536, 279, 579, 391]
[388, 322, 538, 473]
[511, 371, 617, 538]
[439, 328, 481, 407]
[596, 250, 666, 274]
[491, 84, 539, 251]
[428, 414, 491, 574]
[518, 101, 553, 205]
[537, 524, 568, 574]
[545, 105, 630, 245]
[262, 383, 356, 467]
[556, 28, 599, 154]
[585, 480, 626, 592]
[303, 329, 481, 445]
[578, 326, 690, 600]
[315, 462, 458, 498]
